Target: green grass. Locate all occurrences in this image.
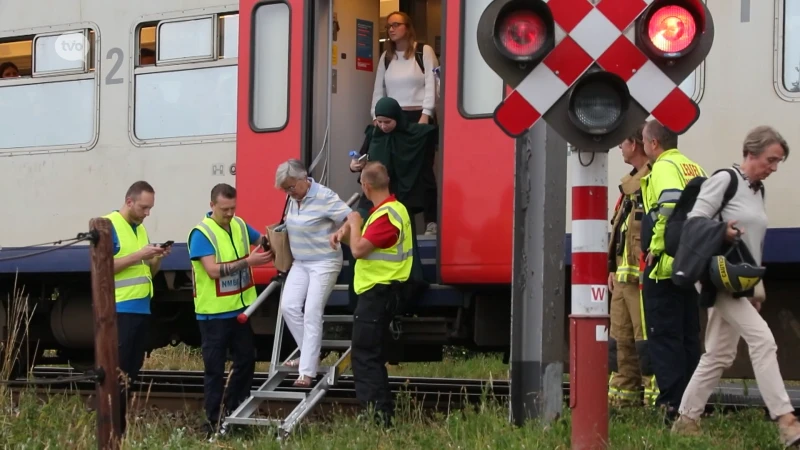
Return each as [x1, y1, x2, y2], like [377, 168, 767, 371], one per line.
[0, 387, 789, 449]
[141, 343, 511, 380]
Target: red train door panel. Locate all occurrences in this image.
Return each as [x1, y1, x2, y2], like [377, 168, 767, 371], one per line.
[440, 0, 515, 284]
[237, 0, 306, 283]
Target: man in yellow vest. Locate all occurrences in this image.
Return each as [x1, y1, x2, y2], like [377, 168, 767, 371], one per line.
[329, 162, 413, 428]
[607, 125, 659, 407]
[188, 183, 274, 437]
[640, 120, 706, 423]
[105, 180, 169, 433]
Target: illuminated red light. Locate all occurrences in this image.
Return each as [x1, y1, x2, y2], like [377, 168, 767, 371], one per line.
[497, 11, 547, 59]
[647, 5, 697, 54]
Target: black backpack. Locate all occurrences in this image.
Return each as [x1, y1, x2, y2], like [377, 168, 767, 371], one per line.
[664, 168, 763, 258]
[384, 42, 425, 73]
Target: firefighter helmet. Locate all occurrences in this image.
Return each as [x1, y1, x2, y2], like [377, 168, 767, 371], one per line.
[708, 253, 765, 294]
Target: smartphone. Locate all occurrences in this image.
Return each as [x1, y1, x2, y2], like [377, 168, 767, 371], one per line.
[159, 240, 174, 249]
[357, 154, 368, 162]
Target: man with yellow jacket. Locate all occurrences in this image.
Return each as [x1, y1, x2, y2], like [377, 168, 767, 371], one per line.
[639, 120, 706, 422]
[188, 183, 274, 437]
[607, 125, 658, 407]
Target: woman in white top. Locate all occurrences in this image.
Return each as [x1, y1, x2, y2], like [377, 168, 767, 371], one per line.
[370, 11, 439, 235]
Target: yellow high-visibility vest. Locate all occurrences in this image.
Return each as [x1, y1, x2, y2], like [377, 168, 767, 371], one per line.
[189, 216, 257, 315]
[104, 211, 153, 303]
[353, 200, 413, 295]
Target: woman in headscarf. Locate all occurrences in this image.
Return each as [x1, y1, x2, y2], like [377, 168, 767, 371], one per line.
[347, 96, 437, 311]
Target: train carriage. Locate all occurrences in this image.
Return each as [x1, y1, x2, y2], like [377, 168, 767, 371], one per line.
[1, 0, 800, 379]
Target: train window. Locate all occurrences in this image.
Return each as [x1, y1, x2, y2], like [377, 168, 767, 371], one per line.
[219, 14, 239, 59]
[251, 2, 290, 131]
[0, 28, 97, 152]
[33, 31, 88, 75]
[459, 0, 504, 117]
[157, 17, 215, 63]
[133, 12, 239, 141]
[782, 0, 800, 94]
[134, 66, 238, 140]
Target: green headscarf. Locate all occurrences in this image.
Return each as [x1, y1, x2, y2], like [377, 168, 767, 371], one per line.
[365, 97, 437, 202]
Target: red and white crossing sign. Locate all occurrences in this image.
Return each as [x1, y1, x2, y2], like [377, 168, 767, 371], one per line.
[480, 0, 713, 141]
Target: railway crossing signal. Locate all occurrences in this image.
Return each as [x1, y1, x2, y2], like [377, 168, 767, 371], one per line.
[477, 0, 715, 149]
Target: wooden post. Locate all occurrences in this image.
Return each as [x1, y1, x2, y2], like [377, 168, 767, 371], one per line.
[89, 217, 121, 450]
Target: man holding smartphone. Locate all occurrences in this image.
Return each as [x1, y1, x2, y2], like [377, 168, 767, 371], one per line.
[104, 180, 169, 433]
[188, 183, 274, 437]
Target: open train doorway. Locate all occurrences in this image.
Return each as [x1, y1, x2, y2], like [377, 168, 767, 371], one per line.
[307, 0, 443, 253]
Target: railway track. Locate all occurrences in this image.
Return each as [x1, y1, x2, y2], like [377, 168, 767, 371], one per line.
[9, 367, 800, 416]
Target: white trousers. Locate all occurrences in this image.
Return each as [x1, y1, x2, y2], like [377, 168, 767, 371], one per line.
[280, 258, 342, 377]
[678, 291, 794, 420]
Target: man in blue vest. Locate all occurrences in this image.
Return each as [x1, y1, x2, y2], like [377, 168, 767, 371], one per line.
[105, 180, 169, 433]
[188, 183, 274, 437]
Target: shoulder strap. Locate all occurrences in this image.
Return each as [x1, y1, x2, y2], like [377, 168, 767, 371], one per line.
[278, 195, 290, 225]
[711, 168, 738, 220]
[414, 43, 425, 73]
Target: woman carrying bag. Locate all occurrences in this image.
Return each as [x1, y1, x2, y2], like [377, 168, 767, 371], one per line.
[272, 159, 352, 387]
[671, 126, 800, 447]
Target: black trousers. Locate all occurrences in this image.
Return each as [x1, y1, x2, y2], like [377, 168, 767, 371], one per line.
[642, 263, 701, 412]
[197, 317, 256, 427]
[401, 109, 437, 224]
[117, 313, 150, 433]
[351, 284, 399, 426]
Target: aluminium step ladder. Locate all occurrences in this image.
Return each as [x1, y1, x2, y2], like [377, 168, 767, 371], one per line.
[223, 291, 354, 440]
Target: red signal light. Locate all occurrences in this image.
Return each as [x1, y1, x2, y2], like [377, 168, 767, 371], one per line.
[496, 11, 547, 60]
[647, 5, 697, 54]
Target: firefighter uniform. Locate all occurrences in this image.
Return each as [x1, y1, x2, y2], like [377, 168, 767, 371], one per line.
[607, 166, 659, 406]
[640, 148, 706, 414]
[105, 210, 153, 433]
[351, 199, 413, 427]
[188, 215, 257, 431]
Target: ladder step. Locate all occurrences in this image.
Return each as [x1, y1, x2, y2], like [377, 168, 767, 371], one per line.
[320, 339, 351, 349]
[225, 417, 283, 426]
[251, 390, 307, 400]
[275, 365, 336, 375]
[322, 315, 354, 323]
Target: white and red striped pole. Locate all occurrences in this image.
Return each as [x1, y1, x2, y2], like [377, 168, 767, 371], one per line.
[569, 147, 609, 450]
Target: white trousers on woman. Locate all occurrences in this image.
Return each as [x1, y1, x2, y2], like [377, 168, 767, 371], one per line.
[678, 291, 794, 420]
[280, 258, 342, 377]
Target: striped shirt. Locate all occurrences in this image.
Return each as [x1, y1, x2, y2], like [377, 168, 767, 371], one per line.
[285, 178, 352, 261]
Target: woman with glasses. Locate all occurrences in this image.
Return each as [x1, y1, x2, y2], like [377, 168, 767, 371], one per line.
[273, 159, 352, 387]
[370, 11, 439, 236]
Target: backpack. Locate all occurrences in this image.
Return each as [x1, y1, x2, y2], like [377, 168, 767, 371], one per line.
[663, 168, 764, 258]
[384, 42, 425, 73]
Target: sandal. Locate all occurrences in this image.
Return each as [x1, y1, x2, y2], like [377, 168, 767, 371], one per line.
[283, 359, 300, 368]
[292, 375, 312, 388]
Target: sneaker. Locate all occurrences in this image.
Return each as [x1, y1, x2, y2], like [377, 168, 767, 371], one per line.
[778, 415, 800, 447]
[424, 222, 437, 235]
[671, 415, 701, 436]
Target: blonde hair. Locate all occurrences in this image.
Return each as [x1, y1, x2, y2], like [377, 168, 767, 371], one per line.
[742, 125, 790, 160]
[385, 11, 418, 61]
[361, 161, 390, 190]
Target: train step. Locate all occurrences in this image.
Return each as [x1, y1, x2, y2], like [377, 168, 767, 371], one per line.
[222, 313, 353, 440]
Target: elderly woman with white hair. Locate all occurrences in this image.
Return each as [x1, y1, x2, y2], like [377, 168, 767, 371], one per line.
[274, 159, 352, 387]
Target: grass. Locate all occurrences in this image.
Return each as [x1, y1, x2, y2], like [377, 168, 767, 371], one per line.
[0, 280, 793, 448]
[0, 386, 790, 449]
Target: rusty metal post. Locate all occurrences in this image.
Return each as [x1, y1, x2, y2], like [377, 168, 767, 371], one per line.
[89, 217, 121, 450]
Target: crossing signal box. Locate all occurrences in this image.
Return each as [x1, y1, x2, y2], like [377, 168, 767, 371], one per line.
[478, 0, 714, 150]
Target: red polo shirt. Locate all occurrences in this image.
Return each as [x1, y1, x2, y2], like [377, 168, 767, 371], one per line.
[361, 195, 400, 249]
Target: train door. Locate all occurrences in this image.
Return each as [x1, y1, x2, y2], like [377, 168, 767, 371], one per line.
[236, 0, 307, 283]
